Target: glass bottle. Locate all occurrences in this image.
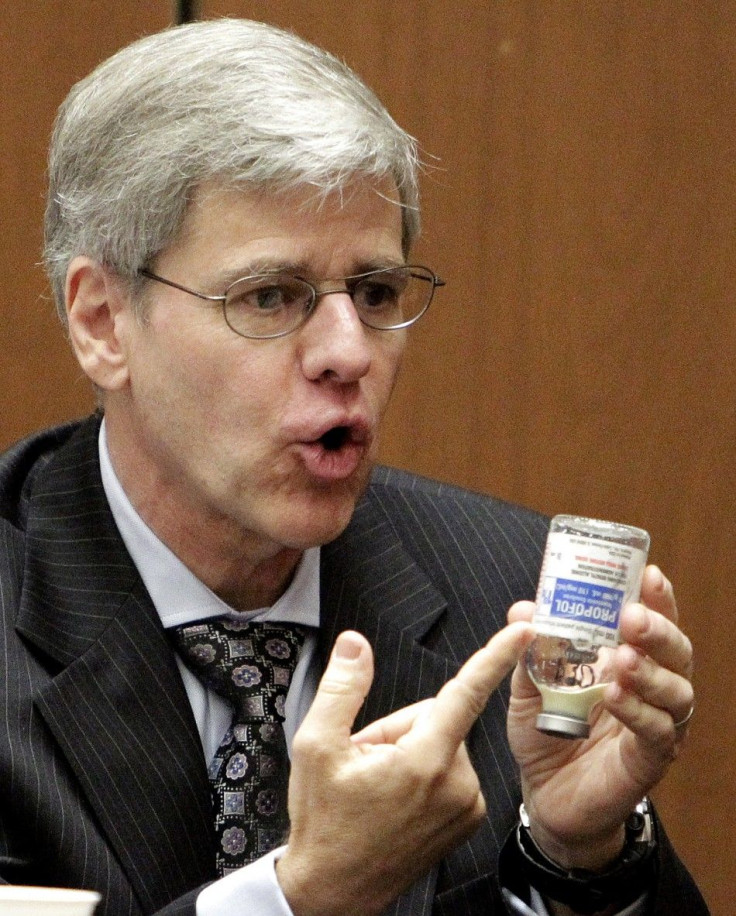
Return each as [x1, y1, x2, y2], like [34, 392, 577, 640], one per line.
[526, 515, 650, 739]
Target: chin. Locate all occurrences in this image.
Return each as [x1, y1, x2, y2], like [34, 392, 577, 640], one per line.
[276, 483, 365, 550]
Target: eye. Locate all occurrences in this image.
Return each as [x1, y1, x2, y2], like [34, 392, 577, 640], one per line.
[253, 285, 288, 311]
[226, 276, 310, 314]
[352, 271, 408, 313]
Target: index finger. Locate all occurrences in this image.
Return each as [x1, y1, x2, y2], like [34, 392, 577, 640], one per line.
[405, 621, 534, 760]
[639, 565, 678, 624]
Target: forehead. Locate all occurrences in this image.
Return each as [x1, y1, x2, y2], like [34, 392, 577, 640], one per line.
[160, 178, 405, 277]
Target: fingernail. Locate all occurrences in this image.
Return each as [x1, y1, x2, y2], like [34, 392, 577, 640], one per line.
[334, 632, 363, 660]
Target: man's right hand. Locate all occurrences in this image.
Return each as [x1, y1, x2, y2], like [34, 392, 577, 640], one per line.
[276, 623, 533, 916]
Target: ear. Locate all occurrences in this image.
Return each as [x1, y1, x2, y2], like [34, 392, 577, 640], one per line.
[65, 256, 132, 392]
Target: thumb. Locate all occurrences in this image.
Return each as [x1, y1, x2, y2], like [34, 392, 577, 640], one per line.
[301, 630, 374, 741]
[505, 602, 539, 697]
[507, 599, 535, 624]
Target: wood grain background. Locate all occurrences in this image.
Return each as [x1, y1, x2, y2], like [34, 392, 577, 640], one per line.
[1, 2, 733, 912]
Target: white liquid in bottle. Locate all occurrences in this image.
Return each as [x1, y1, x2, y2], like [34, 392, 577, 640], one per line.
[527, 515, 650, 739]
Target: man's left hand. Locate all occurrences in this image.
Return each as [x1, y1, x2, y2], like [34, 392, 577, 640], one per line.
[507, 565, 694, 870]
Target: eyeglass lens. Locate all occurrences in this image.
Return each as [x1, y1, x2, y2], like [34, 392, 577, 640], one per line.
[223, 266, 435, 338]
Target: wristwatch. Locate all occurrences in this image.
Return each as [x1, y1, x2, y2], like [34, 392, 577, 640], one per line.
[503, 799, 657, 914]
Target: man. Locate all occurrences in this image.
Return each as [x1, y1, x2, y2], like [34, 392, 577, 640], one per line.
[0, 18, 707, 916]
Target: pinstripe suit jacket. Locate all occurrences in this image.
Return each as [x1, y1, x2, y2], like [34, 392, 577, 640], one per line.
[0, 418, 707, 915]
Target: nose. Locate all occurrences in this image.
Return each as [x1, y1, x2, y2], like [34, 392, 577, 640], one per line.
[298, 289, 372, 383]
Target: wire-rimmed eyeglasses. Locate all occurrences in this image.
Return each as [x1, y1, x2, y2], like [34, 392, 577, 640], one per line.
[137, 265, 444, 340]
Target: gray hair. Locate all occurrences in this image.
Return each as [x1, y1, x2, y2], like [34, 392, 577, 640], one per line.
[44, 18, 421, 323]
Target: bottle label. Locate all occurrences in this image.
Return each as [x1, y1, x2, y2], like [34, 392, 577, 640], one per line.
[534, 531, 647, 649]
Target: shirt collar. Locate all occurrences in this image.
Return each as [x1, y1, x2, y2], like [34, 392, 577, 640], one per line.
[98, 419, 320, 631]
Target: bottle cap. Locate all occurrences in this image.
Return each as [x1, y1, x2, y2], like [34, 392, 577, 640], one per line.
[536, 712, 590, 739]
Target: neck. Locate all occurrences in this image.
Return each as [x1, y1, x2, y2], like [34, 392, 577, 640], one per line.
[104, 417, 303, 613]
[137, 488, 304, 610]
[212, 548, 304, 612]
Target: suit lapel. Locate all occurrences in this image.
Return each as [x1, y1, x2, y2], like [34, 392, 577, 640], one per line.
[320, 486, 457, 724]
[15, 419, 215, 911]
[320, 486, 461, 916]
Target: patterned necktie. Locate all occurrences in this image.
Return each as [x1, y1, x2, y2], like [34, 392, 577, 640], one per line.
[170, 618, 305, 875]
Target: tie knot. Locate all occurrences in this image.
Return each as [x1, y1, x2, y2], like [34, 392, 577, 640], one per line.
[170, 618, 305, 722]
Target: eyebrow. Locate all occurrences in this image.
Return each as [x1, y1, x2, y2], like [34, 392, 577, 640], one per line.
[214, 257, 407, 287]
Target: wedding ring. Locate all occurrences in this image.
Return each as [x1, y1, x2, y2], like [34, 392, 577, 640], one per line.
[673, 705, 694, 730]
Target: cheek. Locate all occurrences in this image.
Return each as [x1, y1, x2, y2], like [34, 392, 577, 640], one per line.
[373, 337, 406, 400]
[132, 313, 257, 404]
[179, 347, 300, 463]
[123, 323, 231, 445]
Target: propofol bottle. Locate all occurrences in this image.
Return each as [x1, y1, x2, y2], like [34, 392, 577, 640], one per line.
[526, 515, 650, 739]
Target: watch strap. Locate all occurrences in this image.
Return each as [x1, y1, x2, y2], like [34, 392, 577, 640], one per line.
[499, 799, 658, 915]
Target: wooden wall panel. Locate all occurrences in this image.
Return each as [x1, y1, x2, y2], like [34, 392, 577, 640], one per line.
[2, 2, 733, 912]
[0, 1, 171, 442]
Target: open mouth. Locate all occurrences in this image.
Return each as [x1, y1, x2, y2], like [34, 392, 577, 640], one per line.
[296, 421, 369, 481]
[319, 426, 351, 451]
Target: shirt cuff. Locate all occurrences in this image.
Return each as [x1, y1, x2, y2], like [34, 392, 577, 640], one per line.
[196, 846, 293, 916]
[194, 849, 649, 916]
